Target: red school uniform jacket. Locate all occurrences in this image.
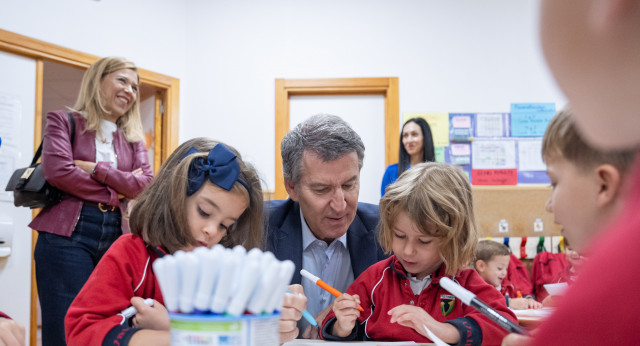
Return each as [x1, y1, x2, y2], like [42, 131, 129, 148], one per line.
[321, 256, 517, 346]
[501, 253, 534, 298]
[65, 234, 166, 345]
[531, 252, 572, 301]
[531, 158, 640, 345]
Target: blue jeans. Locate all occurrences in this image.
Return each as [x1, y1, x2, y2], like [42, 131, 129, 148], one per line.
[34, 205, 122, 346]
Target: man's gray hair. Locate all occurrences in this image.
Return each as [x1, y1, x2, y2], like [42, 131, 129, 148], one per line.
[281, 114, 365, 185]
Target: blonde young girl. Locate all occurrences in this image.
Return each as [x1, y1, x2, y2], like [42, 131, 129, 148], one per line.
[321, 162, 516, 345]
[65, 138, 303, 345]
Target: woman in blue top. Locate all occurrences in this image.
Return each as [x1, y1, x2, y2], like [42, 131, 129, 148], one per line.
[380, 118, 435, 196]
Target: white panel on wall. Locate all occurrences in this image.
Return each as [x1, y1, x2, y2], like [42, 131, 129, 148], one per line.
[289, 95, 385, 205]
[0, 50, 36, 344]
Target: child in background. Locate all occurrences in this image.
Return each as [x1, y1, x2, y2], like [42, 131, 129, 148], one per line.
[474, 240, 542, 310]
[321, 162, 516, 345]
[532, 237, 585, 307]
[504, 252, 534, 298]
[65, 138, 307, 345]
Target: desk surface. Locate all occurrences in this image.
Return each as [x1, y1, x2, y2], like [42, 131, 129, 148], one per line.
[514, 307, 554, 330]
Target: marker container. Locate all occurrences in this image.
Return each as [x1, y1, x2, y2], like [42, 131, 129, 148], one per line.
[169, 312, 280, 346]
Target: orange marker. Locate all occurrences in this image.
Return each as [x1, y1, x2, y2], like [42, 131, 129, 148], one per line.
[300, 269, 364, 312]
[516, 291, 523, 298]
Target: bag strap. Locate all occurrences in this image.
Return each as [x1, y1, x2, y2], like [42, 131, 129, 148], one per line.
[30, 112, 76, 167]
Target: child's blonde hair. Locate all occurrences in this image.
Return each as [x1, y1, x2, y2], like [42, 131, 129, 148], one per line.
[475, 240, 510, 263]
[542, 106, 636, 173]
[129, 137, 264, 253]
[71, 56, 144, 142]
[379, 162, 478, 276]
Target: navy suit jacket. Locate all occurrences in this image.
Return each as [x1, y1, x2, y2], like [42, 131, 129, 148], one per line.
[265, 199, 387, 285]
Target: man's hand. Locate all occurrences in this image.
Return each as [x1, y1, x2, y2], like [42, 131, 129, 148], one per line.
[280, 284, 307, 344]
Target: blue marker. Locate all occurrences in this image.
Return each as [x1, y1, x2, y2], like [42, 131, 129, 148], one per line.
[286, 289, 318, 327]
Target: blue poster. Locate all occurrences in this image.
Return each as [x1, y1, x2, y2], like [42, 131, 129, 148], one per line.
[510, 103, 555, 137]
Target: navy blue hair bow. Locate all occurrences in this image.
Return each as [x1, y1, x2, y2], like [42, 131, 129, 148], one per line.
[182, 144, 251, 197]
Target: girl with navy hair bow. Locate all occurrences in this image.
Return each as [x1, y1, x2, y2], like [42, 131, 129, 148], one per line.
[65, 137, 277, 345]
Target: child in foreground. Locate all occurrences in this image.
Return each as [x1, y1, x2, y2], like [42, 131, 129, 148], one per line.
[503, 104, 636, 345]
[475, 240, 542, 310]
[65, 138, 306, 345]
[321, 162, 516, 345]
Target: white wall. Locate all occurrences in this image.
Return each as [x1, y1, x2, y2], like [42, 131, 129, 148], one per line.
[0, 51, 37, 341]
[0, 1, 565, 333]
[182, 0, 565, 191]
[0, 0, 187, 100]
[2, 0, 565, 190]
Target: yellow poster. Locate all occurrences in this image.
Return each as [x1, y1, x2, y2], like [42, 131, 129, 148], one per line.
[403, 112, 450, 147]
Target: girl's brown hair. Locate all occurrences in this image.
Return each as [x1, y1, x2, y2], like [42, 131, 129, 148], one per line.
[71, 56, 144, 142]
[129, 137, 263, 253]
[378, 162, 478, 276]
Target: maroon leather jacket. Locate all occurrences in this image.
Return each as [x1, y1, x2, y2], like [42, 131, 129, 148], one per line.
[29, 110, 153, 237]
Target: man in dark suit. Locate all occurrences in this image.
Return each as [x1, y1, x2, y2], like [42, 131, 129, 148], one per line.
[266, 114, 386, 339]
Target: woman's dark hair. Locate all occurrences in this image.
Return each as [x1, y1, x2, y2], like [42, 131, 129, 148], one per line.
[398, 118, 435, 176]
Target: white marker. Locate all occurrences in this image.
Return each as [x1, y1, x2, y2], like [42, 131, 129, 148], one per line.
[226, 256, 262, 316]
[266, 260, 296, 313]
[152, 256, 179, 312]
[246, 253, 280, 314]
[210, 249, 241, 313]
[439, 277, 529, 335]
[193, 245, 224, 313]
[119, 298, 154, 325]
[177, 251, 200, 313]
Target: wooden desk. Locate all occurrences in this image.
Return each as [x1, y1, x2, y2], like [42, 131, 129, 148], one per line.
[514, 308, 554, 330]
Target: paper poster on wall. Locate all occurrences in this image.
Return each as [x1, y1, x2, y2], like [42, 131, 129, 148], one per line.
[472, 168, 518, 185]
[510, 103, 555, 137]
[517, 139, 550, 183]
[451, 143, 470, 156]
[434, 146, 446, 163]
[0, 93, 21, 152]
[476, 113, 509, 137]
[404, 112, 450, 147]
[0, 154, 15, 202]
[471, 140, 516, 169]
[518, 139, 545, 171]
[449, 113, 474, 141]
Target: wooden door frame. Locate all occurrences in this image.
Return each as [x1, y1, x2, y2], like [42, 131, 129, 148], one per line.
[274, 77, 399, 200]
[0, 28, 180, 346]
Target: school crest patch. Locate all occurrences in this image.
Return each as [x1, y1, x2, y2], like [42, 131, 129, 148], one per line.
[440, 294, 455, 316]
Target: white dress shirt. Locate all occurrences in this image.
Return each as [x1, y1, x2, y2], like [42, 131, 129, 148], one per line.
[300, 208, 354, 331]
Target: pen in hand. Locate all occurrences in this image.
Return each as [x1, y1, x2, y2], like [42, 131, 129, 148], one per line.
[300, 269, 364, 312]
[440, 277, 529, 336]
[119, 298, 154, 326]
[286, 289, 318, 327]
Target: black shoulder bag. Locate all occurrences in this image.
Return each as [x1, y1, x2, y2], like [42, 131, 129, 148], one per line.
[5, 112, 76, 209]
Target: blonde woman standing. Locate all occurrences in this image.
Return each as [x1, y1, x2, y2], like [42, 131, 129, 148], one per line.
[29, 57, 153, 346]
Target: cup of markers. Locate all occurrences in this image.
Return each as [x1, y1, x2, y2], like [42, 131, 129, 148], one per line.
[153, 245, 295, 346]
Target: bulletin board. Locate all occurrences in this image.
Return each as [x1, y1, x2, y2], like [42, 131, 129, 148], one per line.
[404, 102, 555, 185]
[403, 103, 561, 241]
